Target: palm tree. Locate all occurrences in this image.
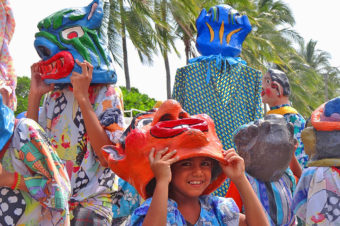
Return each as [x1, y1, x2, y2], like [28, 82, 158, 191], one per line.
[107, 0, 156, 91]
[153, 0, 180, 99]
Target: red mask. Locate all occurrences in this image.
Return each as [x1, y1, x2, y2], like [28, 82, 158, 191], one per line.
[102, 99, 227, 199]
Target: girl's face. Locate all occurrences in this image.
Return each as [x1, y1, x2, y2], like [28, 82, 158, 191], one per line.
[170, 157, 212, 200]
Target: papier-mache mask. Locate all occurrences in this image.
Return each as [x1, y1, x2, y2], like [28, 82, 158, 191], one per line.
[302, 97, 340, 166]
[196, 4, 251, 57]
[234, 114, 296, 182]
[34, 0, 116, 84]
[102, 99, 227, 199]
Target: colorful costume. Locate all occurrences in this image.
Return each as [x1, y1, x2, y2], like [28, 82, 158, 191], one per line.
[0, 0, 17, 110]
[232, 114, 297, 225]
[127, 195, 240, 226]
[33, 0, 140, 223]
[246, 170, 296, 226]
[0, 95, 71, 225]
[292, 97, 340, 225]
[39, 84, 139, 223]
[292, 167, 340, 225]
[267, 104, 307, 168]
[172, 5, 263, 197]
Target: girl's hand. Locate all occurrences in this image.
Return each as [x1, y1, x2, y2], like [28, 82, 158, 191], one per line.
[70, 60, 93, 102]
[30, 63, 54, 97]
[149, 147, 178, 184]
[220, 148, 245, 183]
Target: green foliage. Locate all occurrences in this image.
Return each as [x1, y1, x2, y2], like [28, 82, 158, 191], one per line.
[14, 77, 157, 118]
[120, 86, 157, 116]
[15, 76, 31, 116]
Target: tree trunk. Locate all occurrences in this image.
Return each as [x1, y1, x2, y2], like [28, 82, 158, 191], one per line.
[324, 73, 328, 101]
[120, 0, 131, 91]
[184, 38, 190, 65]
[122, 33, 130, 91]
[163, 52, 171, 99]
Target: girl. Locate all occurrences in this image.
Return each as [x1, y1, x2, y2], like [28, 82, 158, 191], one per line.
[127, 148, 269, 226]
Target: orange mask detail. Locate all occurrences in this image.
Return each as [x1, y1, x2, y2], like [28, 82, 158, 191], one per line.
[102, 99, 227, 199]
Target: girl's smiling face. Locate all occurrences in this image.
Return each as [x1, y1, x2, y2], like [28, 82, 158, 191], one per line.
[170, 157, 212, 200]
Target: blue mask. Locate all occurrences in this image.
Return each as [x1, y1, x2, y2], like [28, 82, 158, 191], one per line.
[196, 4, 251, 57]
[34, 0, 116, 84]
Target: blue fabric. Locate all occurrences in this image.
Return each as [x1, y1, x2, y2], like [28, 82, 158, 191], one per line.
[172, 58, 263, 197]
[127, 195, 240, 226]
[246, 169, 296, 226]
[188, 55, 246, 84]
[112, 178, 141, 218]
[0, 94, 14, 151]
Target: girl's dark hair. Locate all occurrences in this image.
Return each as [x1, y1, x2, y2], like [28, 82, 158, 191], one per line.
[145, 158, 222, 198]
[267, 69, 291, 96]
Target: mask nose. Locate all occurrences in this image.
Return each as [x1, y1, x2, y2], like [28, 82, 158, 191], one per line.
[36, 46, 51, 59]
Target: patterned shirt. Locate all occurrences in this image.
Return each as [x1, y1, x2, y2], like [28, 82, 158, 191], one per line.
[292, 167, 340, 225]
[246, 169, 296, 226]
[1, 118, 71, 225]
[269, 104, 308, 168]
[38, 84, 139, 222]
[127, 195, 240, 225]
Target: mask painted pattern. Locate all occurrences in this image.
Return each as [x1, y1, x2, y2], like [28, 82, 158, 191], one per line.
[196, 4, 251, 57]
[34, 0, 116, 84]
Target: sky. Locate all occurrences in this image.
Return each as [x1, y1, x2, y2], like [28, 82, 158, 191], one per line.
[9, 0, 340, 101]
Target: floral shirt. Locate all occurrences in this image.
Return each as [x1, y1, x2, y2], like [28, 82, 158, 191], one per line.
[269, 104, 308, 168]
[0, 0, 17, 111]
[292, 167, 340, 226]
[127, 195, 240, 225]
[246, 169, 296, 226]
[1, 118, 71, 225]
[38, 84, 138, 222]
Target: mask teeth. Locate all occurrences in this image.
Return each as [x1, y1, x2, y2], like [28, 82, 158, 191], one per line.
[40, 57, 65, 76]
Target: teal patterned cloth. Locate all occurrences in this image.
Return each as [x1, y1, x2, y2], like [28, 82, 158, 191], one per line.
[172, 57, 263, 197]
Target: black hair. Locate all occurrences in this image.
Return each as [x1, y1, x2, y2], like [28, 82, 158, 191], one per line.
[267, 69, 291, 96]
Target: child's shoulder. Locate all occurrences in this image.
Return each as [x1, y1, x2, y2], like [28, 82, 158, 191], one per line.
[199, 195, 240, 225]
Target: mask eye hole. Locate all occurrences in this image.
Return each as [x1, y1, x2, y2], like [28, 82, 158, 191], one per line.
[136, 118, 153, 129]
[61, 26, 84, 40]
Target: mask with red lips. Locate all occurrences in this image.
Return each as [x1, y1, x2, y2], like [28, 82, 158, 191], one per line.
[34, 0, 116, 84]
[102, 99, 227, 199]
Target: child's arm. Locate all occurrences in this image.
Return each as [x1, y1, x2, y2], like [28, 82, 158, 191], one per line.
[27, 63, 54, 122]
[0, 164, 28, 192]
[142, 148, 178, 226]
[70, 60, 115, 167]
[220, 149, 269, 226]
[290, 154, 302, 179]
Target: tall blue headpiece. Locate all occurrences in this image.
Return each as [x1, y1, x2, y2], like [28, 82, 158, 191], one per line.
[196, 5, 252, 57]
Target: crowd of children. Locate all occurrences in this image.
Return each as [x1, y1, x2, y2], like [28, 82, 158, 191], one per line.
[1, 0, 340, 225]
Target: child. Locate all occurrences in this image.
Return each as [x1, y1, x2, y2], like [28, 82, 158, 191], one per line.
[131, 148, 269, 225]
[27, 0, 140, 224]
[102, 99, 268, 225]
[0, 93, 71, 225]
[262, 69, 308, 169]
[232, 114, 300, 225]
[292, 97, 340, 225]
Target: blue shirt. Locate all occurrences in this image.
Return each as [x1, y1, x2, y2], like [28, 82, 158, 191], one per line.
[127, 195, 240, 225]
